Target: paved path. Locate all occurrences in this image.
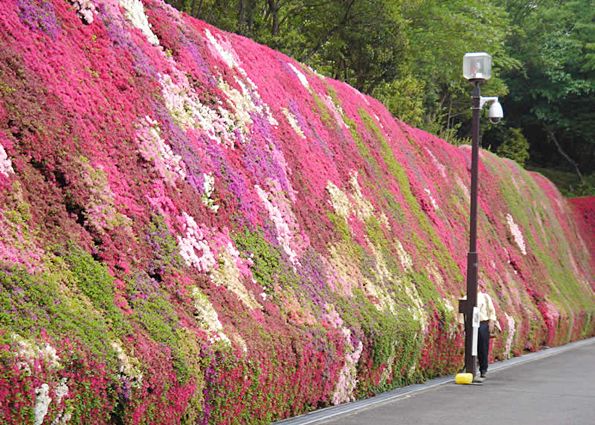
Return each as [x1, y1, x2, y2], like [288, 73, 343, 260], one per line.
[277, 338, 595, 425]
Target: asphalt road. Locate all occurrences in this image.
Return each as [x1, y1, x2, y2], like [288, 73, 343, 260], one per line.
[277, 338, 595, 425]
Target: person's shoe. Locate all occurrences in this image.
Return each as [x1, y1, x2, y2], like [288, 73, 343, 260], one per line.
[473, 376, 485, 383]
[480, 372, 486, 378]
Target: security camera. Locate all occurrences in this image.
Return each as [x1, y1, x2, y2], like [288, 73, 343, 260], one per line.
[488, 100, 503, 124]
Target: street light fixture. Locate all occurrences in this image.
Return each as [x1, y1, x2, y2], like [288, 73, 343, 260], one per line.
[458, 52, 502, 382]
[463, 52, 492, 81]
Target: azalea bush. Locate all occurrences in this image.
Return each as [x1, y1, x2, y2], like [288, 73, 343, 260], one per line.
[0, 1, 593, 424]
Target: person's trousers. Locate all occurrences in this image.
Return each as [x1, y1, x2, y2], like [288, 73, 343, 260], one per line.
[478, 321, 490, 374]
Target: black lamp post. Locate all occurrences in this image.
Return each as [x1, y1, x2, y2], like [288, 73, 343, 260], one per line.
[458, 52, 501, 379]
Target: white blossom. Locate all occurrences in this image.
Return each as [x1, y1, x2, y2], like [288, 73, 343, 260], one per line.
[255, 184, 300, 264]
[177, 212, 216, 272]
[506, 213, 527, 255]
[54, 378, 69, 405]
[69, 0, 96, 24]
[204, 29, 240, 69]
[210, 244, 260, 309]
[504, 313, 516, 359]
[137, 116, 187, 186]
[201, 172, 219, 212]
[111, 341, 143, 388]
[191, 287, 231, 345]
[281, 108, 306, 139]
[326, 172, 377, 222]
[34, 384, 51, 425]
[424, 188, 440, 210]
[119, 0, 159, 45]
[287, 63, 310, 89]
[425, 147, 447, 178]
[0, 143, 14, 177]
[12, 334, 61, 373]
[332, 327, 363, 405]
[158, 73, 237, 146]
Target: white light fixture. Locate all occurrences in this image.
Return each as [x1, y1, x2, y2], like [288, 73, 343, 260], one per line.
[463, 52, 492, 81]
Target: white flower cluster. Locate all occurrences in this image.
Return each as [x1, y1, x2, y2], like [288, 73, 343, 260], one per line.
[191, 287, 231, 346]
[204, 28, 278, 130]
[506, 213, 527, 255]
[0, 143, 14, 177]
[79, 160, 132, 233]
[119, 0, 159, 45]
[287, 63, 310, 89]
[137, 116, 187, 186]
[281, 108, 305, 139]
[11, 335, 69, 425]
[402, 275, 428, 332]
[504, 313, 516, 359]
[332, 336, 363, 405]
[210, 244, 260, 310]
[111, 341, 143, 389]
[322, 94, 349, 128]
[325, 305, 363, 405]
[51, 378, 72, 425]
[204, 29, 240, 69]
[425, 147, 447, 179]
[373, 113, 384, 129]
[255, 182, 305, 265]
[69, 0, 96, 24]
[327, 172, 387, 225]
[12, 333, 61, 374]
[201, 172, 219, 212]
[424, 188, 440, 210]
[395, 239, 413, 271]
[220, 75, 278, 127]
[218, 79, 253, 138]
[177, 211, 216, 272]
[456, 175, 470, 201]
[158, 73, 237, 147]
[34, 384, 51, 425]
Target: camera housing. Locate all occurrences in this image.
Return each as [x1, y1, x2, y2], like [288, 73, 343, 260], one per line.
[488, 100, 503, 124]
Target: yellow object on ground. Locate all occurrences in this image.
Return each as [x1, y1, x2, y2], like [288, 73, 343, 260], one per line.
[455, 373, 474, 384]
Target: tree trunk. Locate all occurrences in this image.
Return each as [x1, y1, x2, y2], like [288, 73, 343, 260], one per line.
[546, 127, 584, 181]
[267, 0, 281, 36]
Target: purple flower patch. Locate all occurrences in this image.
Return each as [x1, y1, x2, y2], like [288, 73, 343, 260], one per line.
[18, 0, 60, 39]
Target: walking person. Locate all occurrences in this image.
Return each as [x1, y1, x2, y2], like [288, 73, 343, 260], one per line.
[476, 279, 497, 382]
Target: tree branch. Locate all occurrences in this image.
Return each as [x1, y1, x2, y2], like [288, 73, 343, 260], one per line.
[546, 127, 583, 181]
[300, 0, 356, 63]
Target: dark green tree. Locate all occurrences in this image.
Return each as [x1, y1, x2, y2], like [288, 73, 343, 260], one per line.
[499, 0, 595, 177]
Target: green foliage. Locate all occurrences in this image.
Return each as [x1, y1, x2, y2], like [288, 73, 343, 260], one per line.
[127, 272, 203, 384]
[63, 246, 131, 337]
[373, 76, 425, 127]
[500, 0, 595, 174]
[495, 127, 530, 167]
[401, 0, 515, 131]
[146, 214, 183, 277]
[233, 230, 283, 296]
[0, 258, 120, 364]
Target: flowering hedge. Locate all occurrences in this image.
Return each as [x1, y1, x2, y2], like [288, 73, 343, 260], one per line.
[0, 1, 593, 424]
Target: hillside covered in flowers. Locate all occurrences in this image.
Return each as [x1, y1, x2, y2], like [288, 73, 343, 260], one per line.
[0, 1, 593, 424]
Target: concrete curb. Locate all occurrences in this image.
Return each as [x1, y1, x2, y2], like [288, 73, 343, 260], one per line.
[274, 337, 595, 425]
